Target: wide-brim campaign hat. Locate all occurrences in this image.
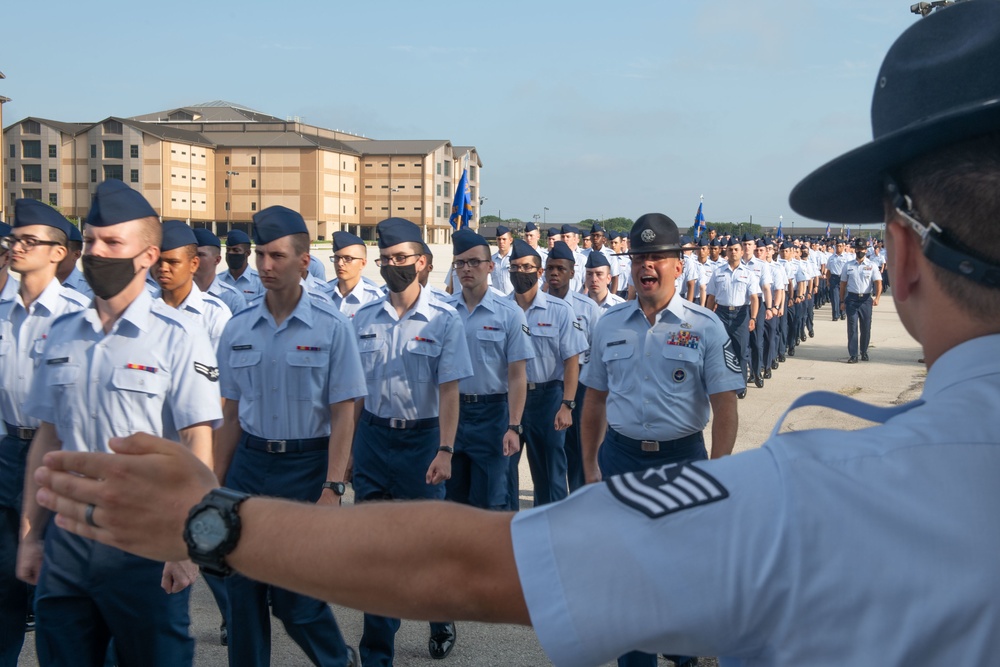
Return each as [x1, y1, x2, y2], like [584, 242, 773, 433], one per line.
[790, 1, 1000, 223]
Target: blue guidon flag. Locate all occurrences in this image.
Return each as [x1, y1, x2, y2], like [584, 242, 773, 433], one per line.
[450, 167, 474, 230]
[606, 463, 728, 519]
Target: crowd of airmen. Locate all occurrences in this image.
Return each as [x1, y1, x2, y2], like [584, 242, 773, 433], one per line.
[0, 180, 888, 667]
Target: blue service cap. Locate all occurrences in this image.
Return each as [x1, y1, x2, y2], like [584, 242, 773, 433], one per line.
[86, 179, 157, 227]
[680, 235, 695, 246]
[590, 223, 606, 235]
[193, 227, 221, 248]
[160, 220, 198, 252]
[741, 232, 754, 242]
[496, 225, 511, 237]
[547, 227, 562, 238]
[585, 251, 611, 269]
[333, 231, 365, 251]
[781, 241, 795, 250]
[698, 237, 710, 248]
[0, 222, 12, 239]
[67, 224, 83, 244]
[421, 242, 433, 258]
[252, 206, 308, 245]
[227, 229, 251, 246]
[524, 222, 538, 233]
[376, 217, 422, 249]
[510, 238, 540, 262]
[548, 241, 574, 262]
[608, 230, 620, 241]
[14, 199, 72, 238]
[560, 224, 578, 235]
[710, 238, 724, 247]
[707, 227, 716, 233]
[452, 229, 489, 255]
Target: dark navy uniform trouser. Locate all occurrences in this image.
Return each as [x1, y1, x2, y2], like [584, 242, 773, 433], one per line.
[845, 293, 873, 357]
[748, 306, 765, 378]
[829, 276, 842, 318]
[448, 397, 509, 509]
[225, 436, 351, 667]
[598, 428, 706, 667]
[764, 311, 780, 369]
[352, 418, 449, 667]
[563, 379, 588, 494]
[715, 306, 750, 381]
[506, 381, 566, 509]
[0, 434, 31, 667]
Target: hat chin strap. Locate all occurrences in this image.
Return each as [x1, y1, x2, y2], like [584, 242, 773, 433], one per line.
[884, 175, 1000, 288]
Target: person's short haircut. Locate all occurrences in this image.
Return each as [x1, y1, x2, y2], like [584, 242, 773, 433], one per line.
[893, 132, 1000, 319]
[289, 232, 310, 257]
[43, 226, 68, 248]
[138, 216, 162, 248]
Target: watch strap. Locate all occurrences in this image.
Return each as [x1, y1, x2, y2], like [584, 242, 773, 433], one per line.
[184, 487, 250, 578]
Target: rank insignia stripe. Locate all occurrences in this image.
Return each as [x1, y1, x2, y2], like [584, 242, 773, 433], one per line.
[194, 362, 220, 382]
[605, 463, 729, 519]
[521, 324, 531, 335]
[722, 339, 741, 374]
[573, 321, 583, 331]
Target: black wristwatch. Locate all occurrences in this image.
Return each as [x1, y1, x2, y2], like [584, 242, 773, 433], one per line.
[184, 487, 251, 578]
[507, 424, 523, 435]
[322, 481, 346, 496]
[438, 445, 455, 454]
[561, 399, 576, 410]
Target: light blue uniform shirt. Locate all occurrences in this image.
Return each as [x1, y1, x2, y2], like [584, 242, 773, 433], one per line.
[616, 255, 632, 292]
[509, 290, 588, 384]
[766, 260, 787, 297]
[570, 249, 588, 294]
[514, 334, 1000, 667]
[0, 276, 19, 304]
[218, 288, 366, 439]
[25, 289, 222, 452]
[165, 283, 231, 351]
[207, 275, 248, 315]
[61, 266, 93, 300]
[825, 251, 849, 278]
[448, 288, 534, 395]
[706, 263, 760, 307]
[353, 286, 473, 420]
[560, 290, 599, 365]
[840, 257, 882, 294]
[308, 254, 327, 281]
[302, 274, 335, 301]
[592, 291, 625, 312]
[219, 265, 264, 300]
[0, 279, 88, 428]
[744, 257, 772, 290]
[581, 294, 744, 441]
[490, 250, 513, 295]
[327, 277, 384, 318]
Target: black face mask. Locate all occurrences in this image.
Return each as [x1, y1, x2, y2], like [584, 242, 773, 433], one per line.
[510, 271, 538, 294]
[380, 264, 418, 293]
[226, 252, 248, 272]
[856, 251, 867, 260]
[82, 252, 143, 300]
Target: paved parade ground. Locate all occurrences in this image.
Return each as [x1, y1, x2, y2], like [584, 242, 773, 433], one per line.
[17, 272, 924, 666]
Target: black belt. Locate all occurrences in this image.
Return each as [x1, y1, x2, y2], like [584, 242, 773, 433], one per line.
[244, 434, 327, 454]
[4, 422, 36, 441]
[459, 393, 507, 404]
[849, 292, 870, 298]
[607, 427, 703, 453]
[717, 305, 748, 312]
[361, 410, 438, 430]
[526, 379, 561, 392]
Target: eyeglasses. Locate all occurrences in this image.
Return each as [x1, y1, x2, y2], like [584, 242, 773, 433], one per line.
[374, 253, 422, 267]
[331, 255, 363, 265]
[1, 235, 63, 251]
[508, 263, 540, 273]
[452, 258, 487, 269]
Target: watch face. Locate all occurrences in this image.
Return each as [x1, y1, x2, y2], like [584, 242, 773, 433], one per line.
[188, 507, 228, 551]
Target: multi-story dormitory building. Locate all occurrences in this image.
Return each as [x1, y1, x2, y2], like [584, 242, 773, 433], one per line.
[2, 101, 482, 243]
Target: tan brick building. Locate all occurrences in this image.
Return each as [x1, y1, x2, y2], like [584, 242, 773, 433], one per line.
[3, 101, 482, 243]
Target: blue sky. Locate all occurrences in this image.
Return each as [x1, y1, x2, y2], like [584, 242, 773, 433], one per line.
[1, 0, 915, 227]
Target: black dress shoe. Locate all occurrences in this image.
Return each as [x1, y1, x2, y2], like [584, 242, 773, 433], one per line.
[861, 353, 869, 361]
[737, 389, 747, 399]
[848, 356, 858, 364]
[800, 334, 807, 342]
[787, 347, 795, 357]
[429, 622, 457, 659]
[763, 368, 772, 379]
[808, 330, 815, 338]
[754, 375, 764, 388]
[777, 355, 786, 363]
[771, 360, 779, 370]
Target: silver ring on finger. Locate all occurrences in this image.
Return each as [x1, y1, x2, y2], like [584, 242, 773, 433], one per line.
[85, 503, 99, 528]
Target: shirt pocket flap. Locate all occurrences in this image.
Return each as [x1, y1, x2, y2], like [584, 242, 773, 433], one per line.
[405, 339, 443, 357]
[662, 345, 697, 363]
[110, 367, 168, 395]
[47, 364, 80, 385]
[357, 335, 385, 353]
[602, 342, 635, 363]
[531, 326, 558, 338]
[475, 329, 505, 343]
[286, 350, 327, 368]
[229, 350, 262, 368]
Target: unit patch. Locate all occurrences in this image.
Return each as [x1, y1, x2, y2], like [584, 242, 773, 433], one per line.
[672, 368, 686, 383]
[606, 463, 728, 519]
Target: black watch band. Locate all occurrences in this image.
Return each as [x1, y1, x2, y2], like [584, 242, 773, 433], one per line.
[507, 424, 523, 435]
[561, 399, 576, 410]
[438, 445, 455, 454]
[322, 481, 346, 496]
[184, 487, 251, 578]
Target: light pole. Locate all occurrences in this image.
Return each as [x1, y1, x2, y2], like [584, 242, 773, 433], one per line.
[226, 170, 239, 229]
[543, 207, 549, 226]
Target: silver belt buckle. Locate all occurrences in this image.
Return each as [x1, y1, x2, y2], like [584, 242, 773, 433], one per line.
[18, 428, 35, 440]
[728, 306, 737, 311]
[640, 440, 660, 452]
[389, 418, 407, 430]
[526, 382, 537, 391]
[265, 439, 287, 454]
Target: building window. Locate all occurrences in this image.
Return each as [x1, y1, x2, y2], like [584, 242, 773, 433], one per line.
[225, 202, 230, 211]
[91, 169, 97, 183]
[224, 179, 228, 188]
[130, 144, 139, 158]
[9, 169, 14, 182]
[48, 169, 57, 182]
[444, 161, 451, 176]
[21, 120, 41, 134]
[381, 163, 388, 168]
[103, 165, 124, 181]
[224, 156, 230, 165]
[414, 206, 422, 211]
[414, 184, 422, 189]
[436, 184, 442, 196]
[397, 163, 404, 167]
[470, 166, 477, 180]
[445, 182, 452, 197]
[251, 179, 256, 188]
[436, 163, 441, 175]
[91, 145, 97, 159]
[103, 141, 123, 159]
[365, 163, 372, 168]
[8, 145, 14, 159]
[22, 141, 42, 159]
[250, 156, 257, 165]
[365, 185, 372, 189]
[251, 202, 257, 211]
[396, 185, 404, 189]
[103, 120, 123, 134]
[381, 185, 388, 189]
[23, 165, 42, 182]
[49, 193, 58, 206]
[49, 144, 57, 158]
[22, 189, 42, 201]
[130, 169, 139, 183]
[414, 163, 420, 167]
